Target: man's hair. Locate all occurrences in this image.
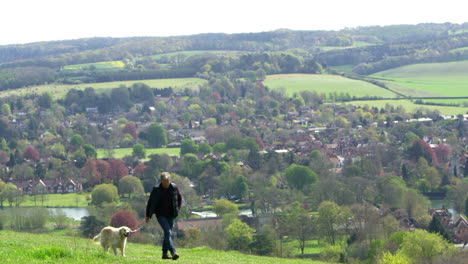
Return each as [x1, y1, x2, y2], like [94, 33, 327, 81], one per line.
[160, 172, 171, 181]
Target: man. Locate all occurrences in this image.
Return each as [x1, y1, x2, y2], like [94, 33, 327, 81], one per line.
[146, 172, 182, 260]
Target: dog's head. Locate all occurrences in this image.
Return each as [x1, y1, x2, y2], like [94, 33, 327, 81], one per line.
[119, 226, 132, 238]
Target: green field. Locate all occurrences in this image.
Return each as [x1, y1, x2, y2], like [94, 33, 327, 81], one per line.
[145, 50, 243, 61]
[344, 99, 468, 115]
[20, 193, 90, 207]
[97, 148, 180, 159]
[370, 61, 468, 97]
[0, 231, 328, 264]
[62, 61, 125, 72]
[0, 78, 207, 99]
[265, 74, 397, 98]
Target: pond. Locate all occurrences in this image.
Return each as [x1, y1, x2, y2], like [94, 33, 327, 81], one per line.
[430, 199, 458, 218]
[0, 207, 90, 221]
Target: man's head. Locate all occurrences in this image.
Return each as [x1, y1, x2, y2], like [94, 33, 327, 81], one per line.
[160, 172, 171, 188]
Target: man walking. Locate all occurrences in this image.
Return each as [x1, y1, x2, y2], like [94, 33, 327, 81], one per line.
[146, 172, 182, 260]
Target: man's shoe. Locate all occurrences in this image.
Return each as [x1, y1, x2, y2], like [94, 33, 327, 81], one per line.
[162, 254, 171, 259]
[172, 253, 179, 260]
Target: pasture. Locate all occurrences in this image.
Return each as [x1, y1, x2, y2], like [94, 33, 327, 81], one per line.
[145, 50, 243, 61]
[264, 74, 397, 98]
[344, 99, 468, 115]
[20, 193, 90, 207]
[0, 231, 329, 264]
[96, 147, 180, 159]
[62, 61, 125, 72]
[370, 61, 468, 97]
[0, 78, 207, 99]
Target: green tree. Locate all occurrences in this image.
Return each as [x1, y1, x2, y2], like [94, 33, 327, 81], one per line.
[428, 216, 451, 241]
[397, 229, 454, 263]
[70, 134, 84, 148]
[180, 138, 198, 155]
[38, 92, 53, 108]
[91, 184, 119, 206]
[284, 164, 318, 190]
[378, 252, 410, 264]
[132, 143, 146, 159]
[225, 219, 254, 252]
[316, 201, 350, 245]
[118, 175, 144, 198]
[213, 199, 239, 217]
[146, 123, 168, 147]
[83, 144, 97, 158]
[251, 224, 277, 256]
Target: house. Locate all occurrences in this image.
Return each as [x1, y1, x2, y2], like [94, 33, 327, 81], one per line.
[428, 207, 451, 227]
[452, 215, 468, 243]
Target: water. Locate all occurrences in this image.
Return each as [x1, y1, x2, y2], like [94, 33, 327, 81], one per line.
[430, 199, 458, 219]
[48, 207, 90, 220]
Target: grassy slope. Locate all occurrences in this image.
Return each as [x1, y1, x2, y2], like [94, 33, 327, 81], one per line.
[145, 50, 243, 61]
[0, 78, 207, 99]
[62, 61, 126, 72]
[370, 60, 468, 97]
[19, 193, 90, 207]
[344, 100, 468, 115]
[0, 231, 328, 264]
[265, 74, 396, 98]
[96, 148, 180, 159]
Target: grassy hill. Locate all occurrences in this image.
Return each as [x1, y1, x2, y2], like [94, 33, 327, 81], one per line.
[370, 60, 468, 97]
[0, 231, 328, 264]
[264, 74, 396, 98]
[0, 78, 207, 99]
[96, 147, 180, 159]
[344, 99, 468, 115]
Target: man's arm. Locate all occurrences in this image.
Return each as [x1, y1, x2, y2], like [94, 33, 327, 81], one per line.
[145, 187, 156, 220]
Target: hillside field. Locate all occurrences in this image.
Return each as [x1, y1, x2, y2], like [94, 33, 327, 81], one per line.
[144, 50, 243, 61]
[264, 74, 397, 98]
[0, 231, 329, 264]
[344, 99, 468, 115]
[370, 60, 468, 97]
[96, 147, 180, 159]
[62, 61, 126, 72]
[0, 78, 207, 99]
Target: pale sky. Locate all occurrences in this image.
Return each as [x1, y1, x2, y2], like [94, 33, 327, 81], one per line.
[1, 0, 467, 45]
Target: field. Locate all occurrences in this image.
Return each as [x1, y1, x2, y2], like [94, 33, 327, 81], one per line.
[19, 193, 90, 207]
[265, 74, 397, 98]
[62, 61, 125, 72]
[0, 231, 329, 264]
[144, 50, 243, 61]
[0, 78, 207, 99]
[370, 60, 468, 97]
[96, 148, 180, 159]
[344, 99, 468, 115]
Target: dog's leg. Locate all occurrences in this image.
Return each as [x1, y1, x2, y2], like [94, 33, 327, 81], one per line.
[112, 246, 117, 255]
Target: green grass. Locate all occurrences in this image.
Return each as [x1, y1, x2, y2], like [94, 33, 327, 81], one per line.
[344, 100, 468, 115]
[450, 46, 468, 53]
[265, 74, 397, 98]
[62, 61, 126, 72]
[370, 61, 468, 97]
[0, 78, 207, 99]
[145, 50, 243, 61]
[97, 148, 180, 159]
[19, 193, 90, 207]
[0, 231, 328, 264]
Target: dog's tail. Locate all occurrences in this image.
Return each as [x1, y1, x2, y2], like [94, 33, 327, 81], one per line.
[93, 232, 101, 243]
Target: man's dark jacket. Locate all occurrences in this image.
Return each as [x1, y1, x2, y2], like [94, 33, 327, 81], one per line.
[146, 183, 182, 219]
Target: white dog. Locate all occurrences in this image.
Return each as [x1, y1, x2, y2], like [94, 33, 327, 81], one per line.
[93, 226, 134, 256]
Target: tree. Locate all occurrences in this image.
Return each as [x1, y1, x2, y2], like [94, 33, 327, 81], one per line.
[213, 199, 239, 217]
[80, 159, 102, 188]
[80, 215, 105, 238]
[23, 146, 39, 161]
[70, 134, 84, 148]
[118, 176, 144, 198]
[251, 224, 277, 256]
[38, 92, 53, 108]
[91, 184, 119, 206]
[180, 138, 198, 155]
[122, 122, 137, 139]
[378, 252, 410, 264]
[225, 219, 254, 252]
[83, 144, 97, 158]
[108, 159, 129, 183]
[285, 202, 315, 254]
[316, 201, 350, 245]
[428, 216, 451, 241]
[132, 143, 146, 159]
[146, 123, 168, 147]
[407, 139, 438, 165]
[110, 210, 139, 231]
[397, 229, 454, 263]
[284, 164, 318, 190]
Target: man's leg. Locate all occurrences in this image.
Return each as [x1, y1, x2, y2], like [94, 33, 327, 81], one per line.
[157, 216, 176, 256]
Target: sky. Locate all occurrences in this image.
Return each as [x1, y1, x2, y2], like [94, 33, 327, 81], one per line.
[1, 0, 467, 45]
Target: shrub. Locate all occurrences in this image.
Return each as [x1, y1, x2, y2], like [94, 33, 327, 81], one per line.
[80, 215, 105, 238]
[110, 210, 139, 231]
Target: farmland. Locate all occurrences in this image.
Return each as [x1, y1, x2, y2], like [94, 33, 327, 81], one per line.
[62, 61, 126, 72]
[344, 99, 468, 115]
[370, 60, 468, 97]
[96, 148, 181, 159]
[144, 50, 244, 61]
[0, 78, 207, 99]
[264, 74, 396, 98]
